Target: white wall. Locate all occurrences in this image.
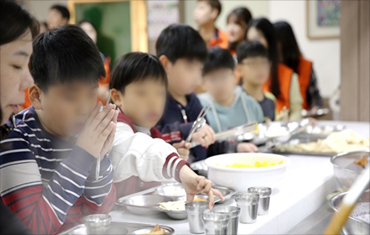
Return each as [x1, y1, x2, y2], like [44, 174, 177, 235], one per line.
[26, 0, 68, 21]
[269, 0, 340, 97]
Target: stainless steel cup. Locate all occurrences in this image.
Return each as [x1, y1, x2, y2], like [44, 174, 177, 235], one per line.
[83, 214, 111, 234]
[203, 210, 231, 235]
[212, 206, 241, 235]
[234, 192, 259, 224]
[185, 201, 209, 234]
[248, 187, 272, 215]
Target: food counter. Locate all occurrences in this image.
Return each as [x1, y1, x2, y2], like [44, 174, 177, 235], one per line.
[109, 121, 370, 234]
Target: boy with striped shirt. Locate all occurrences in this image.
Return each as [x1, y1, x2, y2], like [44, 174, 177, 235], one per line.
[0, 25, 118, 234]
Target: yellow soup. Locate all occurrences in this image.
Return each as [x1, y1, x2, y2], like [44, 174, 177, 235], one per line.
[218, 160, 283, 168]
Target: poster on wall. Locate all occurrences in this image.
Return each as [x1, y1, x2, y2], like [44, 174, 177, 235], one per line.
[307, 0, 340, 39]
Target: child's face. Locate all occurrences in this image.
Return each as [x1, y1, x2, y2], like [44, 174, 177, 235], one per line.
[246, 27, 269, 48]
[237, 57, 270, 86]
[166, 59, 203, 96]
[194, 1, 217, 26]
[114, 79, 166, 128]
[36, 81, 99, 138]
[47, 9, 67, 30]
[202, 68, 237, 102]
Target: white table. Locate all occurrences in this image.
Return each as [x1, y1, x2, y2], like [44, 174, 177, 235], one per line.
[110, 121, 370, 234]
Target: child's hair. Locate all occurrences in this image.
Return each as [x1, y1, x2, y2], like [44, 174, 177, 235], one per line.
[50, 5, 70, 21]
[110, 52, 167, 93]
[246, 18, 279, 98]
[29, 25, 105, 91]
[273, 21, 302, 73]
[203, 47, 235, 76]
[197, 0, 222, 17]
[156, 24, 208, 64]
[236, 41, 269, 63]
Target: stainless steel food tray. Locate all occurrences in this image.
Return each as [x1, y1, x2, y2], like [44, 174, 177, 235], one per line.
[59, 222, 175, 235]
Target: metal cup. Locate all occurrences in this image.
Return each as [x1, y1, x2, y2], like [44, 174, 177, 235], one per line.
[234, 192, 259, 224]
[203, 210, 231, 235]
[185, 201, 209, 234]
[212, 206, 241, 235]
[83, 214, 111, 234]
[248, 187, 272, 215]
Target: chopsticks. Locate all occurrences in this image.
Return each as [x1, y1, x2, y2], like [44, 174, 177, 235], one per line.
[95, 89, 112, 180]
[186, 106, 210, 143]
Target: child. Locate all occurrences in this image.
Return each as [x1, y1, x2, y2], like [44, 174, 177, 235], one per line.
[194, 0, 228, 49]
[0, 25, 117, 234]
[236, 41, 276, 122]
[198, 47, 264, 134]
[108, 52, 223, 204]
[156, 24, 259, 161]
[246, 18, 302, 121]
[47, 5, 70, 30]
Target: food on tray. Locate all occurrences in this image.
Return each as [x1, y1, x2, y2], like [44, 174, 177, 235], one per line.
[265, 124, 290, 138]
[218, 160, 283, 168]
[193, 197, 208, 202]
[142, 224, 166, 235]
[158, 201, 185, 211]
[275, 130, 370, 154]
[354, 155, 369, 168]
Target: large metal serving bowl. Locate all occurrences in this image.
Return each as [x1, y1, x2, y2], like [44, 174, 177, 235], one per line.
[330, 151, 370, 189]
[205, 153, 289, 191]
[329, 190, 370, 235]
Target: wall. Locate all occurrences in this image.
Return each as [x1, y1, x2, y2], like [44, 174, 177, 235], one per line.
[26, 0, 68, 21]
[269, 0, 340, 98]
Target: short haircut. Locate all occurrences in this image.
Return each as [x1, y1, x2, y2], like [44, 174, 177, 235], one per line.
[109, 52, 168, 93]
[198, 0, 222, 17]
[50, 5, 70, 21]
[203, 47, 235, 76]
[29, 25, 105, 92]
[156, 24, 208, 64]
[236, 41, 269, 63]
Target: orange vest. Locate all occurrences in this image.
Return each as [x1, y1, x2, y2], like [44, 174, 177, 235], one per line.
[297, 56, 312, 110]
[263, 63, 294, 113]
[208, 29, 229, 49]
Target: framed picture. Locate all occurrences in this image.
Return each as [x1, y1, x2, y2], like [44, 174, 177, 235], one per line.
[306, 0, 341, 40]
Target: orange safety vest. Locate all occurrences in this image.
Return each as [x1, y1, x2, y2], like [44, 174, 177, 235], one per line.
[208, 29, 229, 49]
[297, 56, 312, 110]
[263, 63, 294, 113]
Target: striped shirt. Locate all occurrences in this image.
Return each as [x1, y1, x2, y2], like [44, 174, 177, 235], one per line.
[0, 107, 116, 234]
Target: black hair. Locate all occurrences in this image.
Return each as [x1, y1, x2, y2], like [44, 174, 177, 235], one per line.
[29, 25, 105, 92]
[110, 52, 168, 93]
[246, 18, 280, 98]
[0, 0, 39, 46]
[273, 21, 302, 73]
[198, 0, 222, 17]
[236, 41, 269, 63]
[203, 47, 235, 76]
[227, 7, 253, 51]
[50, 5, 70, 21]
[156, 24, 208, 64]
[78, 19, 97, 32]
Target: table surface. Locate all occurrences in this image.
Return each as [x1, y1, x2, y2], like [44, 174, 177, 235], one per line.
[110, 121, 370, 234]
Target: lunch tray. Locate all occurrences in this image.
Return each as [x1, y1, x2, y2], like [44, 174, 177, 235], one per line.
[59, 222, 175, 235]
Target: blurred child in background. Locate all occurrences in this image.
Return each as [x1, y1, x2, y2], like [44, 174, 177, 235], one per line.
[274, 21, 323, 112]
[47, 4, 70, 30]
[226, 7, 253, 56]
[246, 18, 302, 121]
[237, 41, 276, 122]
[194, 0, 228, 49]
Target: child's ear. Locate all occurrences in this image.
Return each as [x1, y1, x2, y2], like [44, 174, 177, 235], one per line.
[29, 85, 43, 110]
[111, 89, 123, 107]
[159, 55, 172, 74]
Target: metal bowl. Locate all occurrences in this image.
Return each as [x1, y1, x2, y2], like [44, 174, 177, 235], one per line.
[116, 195, 173, 215]
[163, 210, 188, 220]
[330, 151, 370, 189]
[156, 184, 186, 199]
[329, 190, 370, 235]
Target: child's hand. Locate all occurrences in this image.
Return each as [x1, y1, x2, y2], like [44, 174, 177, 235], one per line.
[76, 103, 117, 158]
[179, 166, 225, 209]
[172, 141, 191, 161]
[237, 143, 259, 153]
[191, 124, 215, 147]
[100, 108, 119, 157]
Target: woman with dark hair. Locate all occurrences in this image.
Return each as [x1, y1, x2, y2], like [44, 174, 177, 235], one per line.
[274, 21, 323, 111]
[78, 20, 111, 103]
[0, 0, 38, 233]
[245, 18, 302, 120]
[226, 7, 253, 56]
